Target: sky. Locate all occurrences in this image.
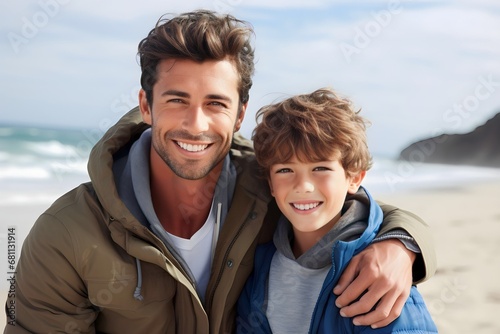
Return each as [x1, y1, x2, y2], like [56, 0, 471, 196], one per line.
[1, 0, 500, 157]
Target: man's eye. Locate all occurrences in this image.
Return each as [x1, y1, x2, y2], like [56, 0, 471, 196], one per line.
[209, 101, 226, 108]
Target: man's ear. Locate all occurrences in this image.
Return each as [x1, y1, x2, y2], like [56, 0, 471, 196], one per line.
[347, 170, 366, 194]
[234, 102, 248, 132]
[139, 89, 152, 125]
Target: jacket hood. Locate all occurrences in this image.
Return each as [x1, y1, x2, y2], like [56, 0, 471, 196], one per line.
[88, 107, 150, 229]
[87, 106, 270, 232]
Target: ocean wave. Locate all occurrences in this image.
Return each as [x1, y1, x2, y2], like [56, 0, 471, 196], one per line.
[0, 125, 92, 181]
[0, 193, 60, 206]
[25, 140, 82, 158]
[2, 124, 500, 197]
[0, 161, 88, 180]
[363, 158, 500, 194]
[0, 166, 52, 180]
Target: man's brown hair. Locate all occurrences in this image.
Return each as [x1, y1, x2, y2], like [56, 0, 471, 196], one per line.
[252, 88, 373, 178]
[138, 10, 255, 106]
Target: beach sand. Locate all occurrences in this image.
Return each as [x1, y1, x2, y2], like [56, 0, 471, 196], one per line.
[1, 179, 500, 332]
[376, 179, 500, 333]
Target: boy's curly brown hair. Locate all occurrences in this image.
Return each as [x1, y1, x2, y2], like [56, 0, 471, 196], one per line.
[252, 88, 373, 178]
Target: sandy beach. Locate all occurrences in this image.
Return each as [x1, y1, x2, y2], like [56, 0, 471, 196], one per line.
[376, 179, 500, 333]
[1, 178, 500, 332]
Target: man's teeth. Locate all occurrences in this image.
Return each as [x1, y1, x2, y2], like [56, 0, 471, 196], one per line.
[177, 141, 208, 152]
[293, 202, 319, 211]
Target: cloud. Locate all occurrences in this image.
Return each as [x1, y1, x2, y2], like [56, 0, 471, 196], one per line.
[240, 2, 500, 154]
[1, 0, 500, 156]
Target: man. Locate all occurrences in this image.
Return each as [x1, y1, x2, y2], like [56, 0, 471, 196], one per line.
[5, 10, 435, 333]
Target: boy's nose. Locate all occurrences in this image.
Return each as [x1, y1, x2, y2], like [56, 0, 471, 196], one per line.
[294, 175, 314, 193]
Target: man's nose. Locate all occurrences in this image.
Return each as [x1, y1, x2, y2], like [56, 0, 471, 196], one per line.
[182, 106, 210, 134]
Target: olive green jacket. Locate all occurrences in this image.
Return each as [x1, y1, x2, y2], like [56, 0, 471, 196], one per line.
[4, 108, 436, 333]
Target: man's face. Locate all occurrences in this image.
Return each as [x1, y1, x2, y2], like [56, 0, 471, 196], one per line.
[140, 58, 246, 180]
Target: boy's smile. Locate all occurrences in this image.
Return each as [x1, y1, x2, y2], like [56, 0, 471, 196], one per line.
[269, 155, 365, 255]
[291, 201, 321, 212]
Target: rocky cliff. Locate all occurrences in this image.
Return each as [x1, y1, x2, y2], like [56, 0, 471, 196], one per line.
[399, 112, 500, 167]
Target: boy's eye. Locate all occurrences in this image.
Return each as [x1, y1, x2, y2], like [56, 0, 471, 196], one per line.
[275, 168, 292, 174]
[313, 166, 331, 171]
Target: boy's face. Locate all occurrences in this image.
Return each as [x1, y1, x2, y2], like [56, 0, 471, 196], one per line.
[269, 154, 365, 239]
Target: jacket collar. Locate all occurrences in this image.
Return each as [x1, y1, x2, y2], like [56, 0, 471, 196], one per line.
[87, 106, 272, 235]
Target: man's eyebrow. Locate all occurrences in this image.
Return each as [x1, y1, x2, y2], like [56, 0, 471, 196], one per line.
[160, 90, 233, 104]
[206, 94, 233, 103]
[161, 89, 190, 98]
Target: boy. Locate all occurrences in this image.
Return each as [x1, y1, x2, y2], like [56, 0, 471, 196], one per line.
[237, 88, 437, 333]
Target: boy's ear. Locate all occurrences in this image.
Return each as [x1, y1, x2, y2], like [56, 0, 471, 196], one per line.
[347, 170, 366, 194]
[268, 178, 275, 197]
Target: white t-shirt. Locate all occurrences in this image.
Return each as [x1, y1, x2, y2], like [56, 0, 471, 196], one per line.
[167, 202, 216, 303]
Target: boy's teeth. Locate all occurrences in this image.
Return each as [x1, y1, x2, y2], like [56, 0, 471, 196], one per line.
[177, 141, 208, 152]
[293, 202, 319, 211]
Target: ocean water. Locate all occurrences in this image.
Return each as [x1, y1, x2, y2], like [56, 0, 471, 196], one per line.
[0, 125, 500, 206]
[2, 123, 500, 208]
[363, 156, 500, 195]
[0, 124, 95, 207]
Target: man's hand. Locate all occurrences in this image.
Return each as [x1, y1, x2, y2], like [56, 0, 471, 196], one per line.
[333, 239, 416, 328]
